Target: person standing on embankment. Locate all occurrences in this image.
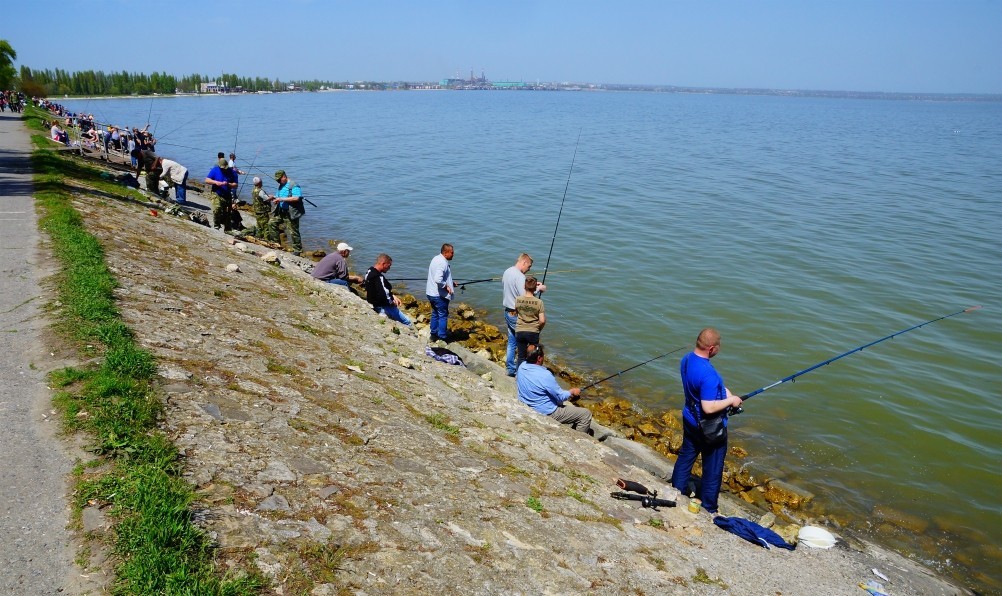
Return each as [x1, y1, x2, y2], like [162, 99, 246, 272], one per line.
[502, 252, 546, 377]
[671, 327, 744, 515]
[205, 157, 237, 230]
[425, 243, 455, 343]
[267, 169, 305, 256]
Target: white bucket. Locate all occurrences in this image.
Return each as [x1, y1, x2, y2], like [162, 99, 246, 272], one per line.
[798, 526, 837, 549]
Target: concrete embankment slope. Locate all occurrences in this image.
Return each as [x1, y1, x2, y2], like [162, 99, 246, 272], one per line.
[59, 147, 966, 594]
[0, 114, 84, 592]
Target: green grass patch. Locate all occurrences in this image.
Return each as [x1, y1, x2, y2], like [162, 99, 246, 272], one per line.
[29, 120, 264, 594]
[424, 412, 460, 436]
[526, 497, 544, 513]
[265, 357, 297, 376]
[693, 567, 727, 589]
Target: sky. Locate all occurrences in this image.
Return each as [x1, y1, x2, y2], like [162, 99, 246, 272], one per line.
[5, 0, 1001, 94]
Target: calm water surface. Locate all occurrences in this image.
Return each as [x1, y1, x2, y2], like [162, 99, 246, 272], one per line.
[64, 91, 1002, 588]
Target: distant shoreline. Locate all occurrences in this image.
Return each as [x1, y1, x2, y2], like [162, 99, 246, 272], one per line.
[55, 87, 1002, 103]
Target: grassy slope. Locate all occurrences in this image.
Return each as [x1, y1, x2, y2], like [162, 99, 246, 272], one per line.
[24, 105, 263, 595]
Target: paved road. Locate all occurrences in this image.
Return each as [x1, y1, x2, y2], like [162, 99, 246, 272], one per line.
[0, 112, 81, 593]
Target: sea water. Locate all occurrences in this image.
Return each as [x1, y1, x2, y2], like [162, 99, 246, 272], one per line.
[62, 90, 1002, 588]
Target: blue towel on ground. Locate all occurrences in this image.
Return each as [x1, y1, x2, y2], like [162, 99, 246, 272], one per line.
[713, 516, 795, 550]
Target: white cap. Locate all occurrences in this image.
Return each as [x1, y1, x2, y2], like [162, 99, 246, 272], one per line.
[252, 176, 262, 185]
[336, 242, 353, 252]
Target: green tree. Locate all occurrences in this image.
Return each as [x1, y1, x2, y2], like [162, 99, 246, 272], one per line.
[0, 39, 18, 89]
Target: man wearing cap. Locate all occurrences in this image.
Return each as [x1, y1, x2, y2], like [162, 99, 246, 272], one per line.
[363, 254, 412, 325]
[502, 253, 546, 376]
[312, 242, 363, 287]
[205, 157, 237, 230]
[250, 176, 272, 239]
[425, 243, 456, 343]
[267, 170, 305, 256]
[159, 157, 189, 204]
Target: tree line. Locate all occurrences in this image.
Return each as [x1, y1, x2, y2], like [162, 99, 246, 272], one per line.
[16, 66, 353, 97]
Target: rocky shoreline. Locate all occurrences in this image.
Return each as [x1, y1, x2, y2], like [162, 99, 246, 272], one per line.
[44, 143, 971, 595]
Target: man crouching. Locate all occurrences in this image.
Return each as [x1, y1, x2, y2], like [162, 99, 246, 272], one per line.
[516, 344, 591, 434]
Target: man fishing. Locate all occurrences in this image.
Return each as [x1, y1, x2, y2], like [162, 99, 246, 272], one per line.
[502, 253, 546, 376]
[516, 345, 591, 434]
[364, 254, 412, 326]
[249, 177, 272, 239]
[268, 169, 305, 256]
[312, 242, 363, 287]
[205, 157, 237, 230]
[514, 275, 545, 369]
[425, 243, 455, 343]
[670, 328, 744, 515]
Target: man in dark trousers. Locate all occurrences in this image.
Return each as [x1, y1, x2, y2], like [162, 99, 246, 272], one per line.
[670, 328, 744, 515]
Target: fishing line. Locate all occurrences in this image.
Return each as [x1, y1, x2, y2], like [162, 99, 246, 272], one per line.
[731, 306, 983, 414]
[232, 117, 240, 155]
[235, 145, 264, 199]
[541, 129, 582, 285]
[156, 117, 199, 142]
[581, 345, 689, 391]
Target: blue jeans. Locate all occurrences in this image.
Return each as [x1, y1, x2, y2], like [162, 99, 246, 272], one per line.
[671, 421, 727, 513]
[427, 295, 450, 340]
[377, 306, 411, 326]
[324, 279, 349, 287]
[504, 311, 518, 375]
[175, 173, 188, 202]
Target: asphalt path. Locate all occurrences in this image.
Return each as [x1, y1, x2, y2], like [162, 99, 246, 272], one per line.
[0, 112, 81, 593]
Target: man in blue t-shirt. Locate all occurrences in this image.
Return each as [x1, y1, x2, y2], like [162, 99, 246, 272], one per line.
[205, 157, 237, 230]
[670, 328, 744, 514]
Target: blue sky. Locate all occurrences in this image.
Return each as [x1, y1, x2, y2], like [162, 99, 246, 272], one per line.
[6, 0, 1001, 93]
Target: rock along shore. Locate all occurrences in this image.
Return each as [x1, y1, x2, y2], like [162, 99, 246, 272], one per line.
[60, 154, 967, 594]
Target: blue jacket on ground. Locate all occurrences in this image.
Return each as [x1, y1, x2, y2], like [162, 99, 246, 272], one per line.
[713, 516, 795, 550]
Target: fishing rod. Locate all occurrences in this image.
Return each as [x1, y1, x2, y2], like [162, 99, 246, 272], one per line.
[582, 345, 689, 391]
[456, 278, 498, 292]
[392, 278, 498, 284]
[232, 117, 240, 155]
[235, 145, 264, 199]
[541, 129, 582, 286]
[155, 117, 199, 142]
[146, 96, 153, 128]
[731, 306, 983, 415]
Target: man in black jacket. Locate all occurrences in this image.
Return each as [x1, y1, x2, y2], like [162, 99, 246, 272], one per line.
[363, 254, 412, 326]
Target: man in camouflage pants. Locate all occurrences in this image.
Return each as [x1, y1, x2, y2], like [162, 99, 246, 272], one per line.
[204, 158, 237, 230]
[267, 169, 306, 256]
[250, 176, 273, 241]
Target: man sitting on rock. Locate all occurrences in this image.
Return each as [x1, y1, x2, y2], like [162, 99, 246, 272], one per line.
[516, 344, 591, 434]
[312, 242, 363, 288]
[363, 253, 412, 326]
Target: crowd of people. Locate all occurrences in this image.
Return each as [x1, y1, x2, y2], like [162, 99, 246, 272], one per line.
[2, 90, 26, 113]
[28, 95, 738, 516]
